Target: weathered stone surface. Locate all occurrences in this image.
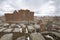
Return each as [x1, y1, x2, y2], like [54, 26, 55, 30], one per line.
[30, 33, 45, 40]
[0, 33, 13, 40]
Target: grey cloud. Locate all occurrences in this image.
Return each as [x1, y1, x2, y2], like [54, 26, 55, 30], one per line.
[0, 0, 60, 16]
[23, 0, 49, 9]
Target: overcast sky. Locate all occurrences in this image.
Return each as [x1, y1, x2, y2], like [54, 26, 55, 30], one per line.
[0, 0, 60, 16]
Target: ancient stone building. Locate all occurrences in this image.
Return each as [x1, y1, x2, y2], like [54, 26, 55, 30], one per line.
[5, 9, 34, 23]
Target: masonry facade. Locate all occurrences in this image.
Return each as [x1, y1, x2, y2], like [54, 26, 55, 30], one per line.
[5, 9, 34, 23]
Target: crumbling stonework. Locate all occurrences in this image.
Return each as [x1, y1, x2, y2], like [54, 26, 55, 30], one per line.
[5, 9, 34, 23]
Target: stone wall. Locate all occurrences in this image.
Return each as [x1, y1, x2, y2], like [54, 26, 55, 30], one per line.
[5, 9, 34, 23]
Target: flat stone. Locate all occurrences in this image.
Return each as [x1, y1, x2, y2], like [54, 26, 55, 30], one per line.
[13, 28, 20, 32]
[30, 33, 45, 40]
[0, 33, 13, 40]
[16, 36, 25, 40]
[0, 28, 6, 32]
[3, 28, 13, 32]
